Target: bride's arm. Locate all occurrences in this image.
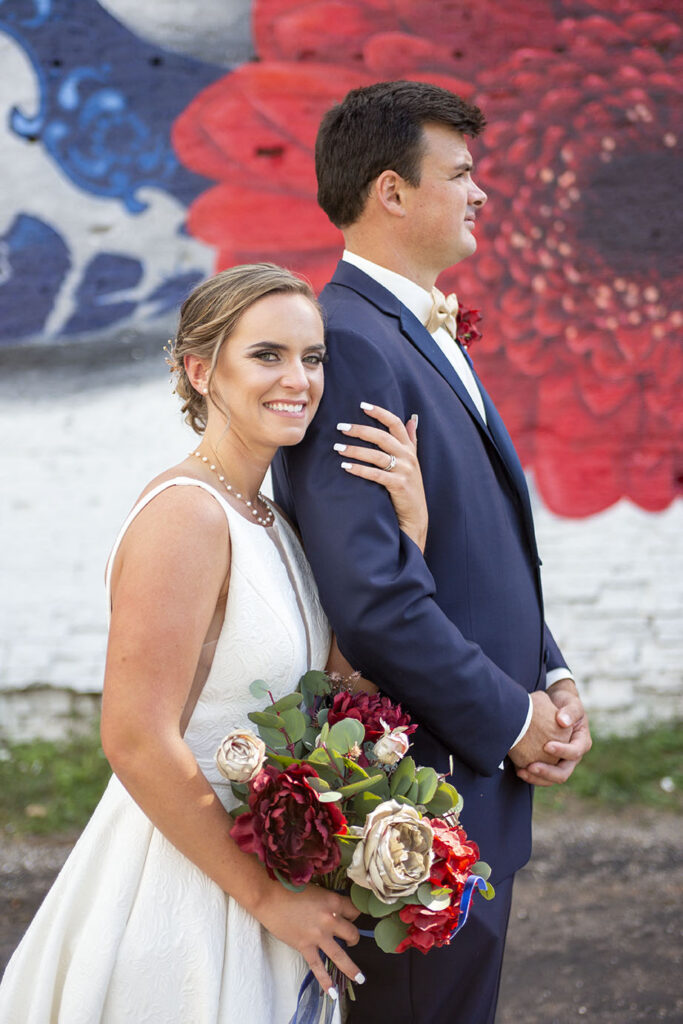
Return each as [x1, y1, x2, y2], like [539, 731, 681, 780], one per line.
[335, 404, 428, 552]
[101, 485, 361, 997]
[326, 404, 427, 688]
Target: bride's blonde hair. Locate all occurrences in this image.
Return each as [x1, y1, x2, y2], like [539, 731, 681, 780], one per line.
[168, 264, 320, 434]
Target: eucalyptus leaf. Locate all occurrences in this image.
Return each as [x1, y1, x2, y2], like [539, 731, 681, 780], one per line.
[305, 747, 329, 765]
[268, 753, 297, 767]
[337, 837, 356, 869]
[327, 718, 366, 753]
[393, 793, 418, 807]
[258, 725, 290, 750]
[367, 891, 398, 918]
[337, 773, 386, 798]
[471, 860, 491, 881]
[374, 913, 409, 954]
[277, 708, 307, 744]
[389, 756, 416, 797]
[248, 709, 280, 728]
[249, 678, 270, 700]
[342, 758, 369, 778]
[352, 791, 382, 816]
[316, 708, 329, 728]
[350, 883, 372, 915]
[305, 775, 331, 793]
[299, 670, 330, 696]
[417, 882, 452, 911]
[230, 782, 248, 798]
[318, 790, 343, 803]
[404, 780, 420, 804]
[301, 726, 318, 751]
[270, 692, 304, 712]
[415, 766, 439, 805]
[426, 781, 461, 816]
[230, 803, 250, 818]
[480, 881, 496, 901]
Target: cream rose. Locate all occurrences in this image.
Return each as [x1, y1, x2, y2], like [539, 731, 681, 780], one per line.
[372, 724, 410, 765]
[347, 799, 433, 903]
[215, 729, 266, 783]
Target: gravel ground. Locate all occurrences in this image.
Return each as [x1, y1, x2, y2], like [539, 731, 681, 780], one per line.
[1, 806, 681, 1022]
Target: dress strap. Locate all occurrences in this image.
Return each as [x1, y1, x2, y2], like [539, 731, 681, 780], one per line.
[104, 477, 234, 616]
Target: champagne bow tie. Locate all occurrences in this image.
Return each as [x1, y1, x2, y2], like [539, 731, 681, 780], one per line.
[424, 287, 459, 338]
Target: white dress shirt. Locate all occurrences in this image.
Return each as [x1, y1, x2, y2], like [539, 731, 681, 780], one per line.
[341, 250, 574, 754]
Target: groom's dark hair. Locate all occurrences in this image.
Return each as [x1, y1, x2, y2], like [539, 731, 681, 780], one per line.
[315, 80, 486, 228]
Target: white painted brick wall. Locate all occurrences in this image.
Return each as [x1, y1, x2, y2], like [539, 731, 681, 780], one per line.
[1, 371, 681, 740]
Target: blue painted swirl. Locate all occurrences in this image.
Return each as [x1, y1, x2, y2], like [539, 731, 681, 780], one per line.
[0, 0, 223, 212]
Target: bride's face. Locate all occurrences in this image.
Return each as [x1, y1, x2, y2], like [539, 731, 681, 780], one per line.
[210, 291, 326, 452]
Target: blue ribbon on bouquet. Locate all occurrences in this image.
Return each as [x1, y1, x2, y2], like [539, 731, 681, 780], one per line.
[288, 969, 338, 1024]
[288, 876, 488, 1022]
[449, 874, 489, 939]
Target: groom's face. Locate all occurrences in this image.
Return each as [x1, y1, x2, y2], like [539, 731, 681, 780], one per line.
[402, 124, 487, 274]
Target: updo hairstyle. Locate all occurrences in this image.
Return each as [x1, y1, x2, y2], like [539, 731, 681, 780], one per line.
[168, 264, 320, 434]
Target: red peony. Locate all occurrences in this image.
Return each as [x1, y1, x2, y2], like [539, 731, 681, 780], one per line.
[327, 691, 416, 745]
[230, 763, 346, 885]
[396, 819, 480, 953]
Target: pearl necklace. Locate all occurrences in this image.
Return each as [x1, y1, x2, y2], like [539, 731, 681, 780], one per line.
[191, 450, 275, 527]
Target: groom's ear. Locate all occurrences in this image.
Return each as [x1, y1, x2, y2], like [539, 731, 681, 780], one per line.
[374, 170, 409, 218]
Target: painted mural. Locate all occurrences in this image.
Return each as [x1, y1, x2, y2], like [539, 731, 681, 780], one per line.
[1, 0, 681, 519]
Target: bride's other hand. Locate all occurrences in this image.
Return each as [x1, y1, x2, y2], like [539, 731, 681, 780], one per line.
[336, 403, 428, 552]
[255, 881, 362, 997]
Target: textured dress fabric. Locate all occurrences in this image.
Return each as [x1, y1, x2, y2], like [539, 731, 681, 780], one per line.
[0, 478, 332, 1024]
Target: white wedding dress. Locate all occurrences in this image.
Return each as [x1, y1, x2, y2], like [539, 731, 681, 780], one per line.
[0, 478, 332, 1024]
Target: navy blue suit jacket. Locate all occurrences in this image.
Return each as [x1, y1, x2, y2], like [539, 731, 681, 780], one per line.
[273, 261, 569, 881]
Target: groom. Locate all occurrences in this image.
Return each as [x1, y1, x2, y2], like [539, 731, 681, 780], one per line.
[273, 81, 591, 1023]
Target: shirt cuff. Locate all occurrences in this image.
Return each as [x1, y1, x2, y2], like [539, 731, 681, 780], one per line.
[546, 669, 576, 688]
[499, 694, 534, 770]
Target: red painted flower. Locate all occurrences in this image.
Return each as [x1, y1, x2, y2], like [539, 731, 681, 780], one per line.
[395, 818, 480, 953]
[173, 0, 683, 516]
[327, 690, 416, 744]
[172, 62, 375, 290]
[456, 9, 683, 515]
[253, 0, 562, 81]
[230, 763, 346, 885]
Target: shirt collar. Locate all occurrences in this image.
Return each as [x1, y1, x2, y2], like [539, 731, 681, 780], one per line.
[342, 250, 433, 327]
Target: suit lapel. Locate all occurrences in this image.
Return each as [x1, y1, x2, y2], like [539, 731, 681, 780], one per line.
[327, 261, 539, 556]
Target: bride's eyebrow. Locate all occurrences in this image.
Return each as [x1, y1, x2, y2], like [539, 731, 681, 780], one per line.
[245, 341, 327, 353]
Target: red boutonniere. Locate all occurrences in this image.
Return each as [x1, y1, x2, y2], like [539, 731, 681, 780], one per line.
[456, 307, 482, 350]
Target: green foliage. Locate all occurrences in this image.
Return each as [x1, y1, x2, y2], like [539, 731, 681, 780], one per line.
[374, 913, 409, 954]
[326, 718, 365, 754]
[533, 722, 683, 813]
[389, 755, 416, 797]
[425, 781, 461, 817]
[0, 731, 112, 836]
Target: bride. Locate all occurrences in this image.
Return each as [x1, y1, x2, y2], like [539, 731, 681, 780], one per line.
[0, 264, 427, 1023]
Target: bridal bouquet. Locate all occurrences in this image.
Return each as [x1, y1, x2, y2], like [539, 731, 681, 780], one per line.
[216, 671, 494, 970]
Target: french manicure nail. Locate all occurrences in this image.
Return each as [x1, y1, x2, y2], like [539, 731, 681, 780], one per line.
[411, 413, 419, 427]
[333, 443, 347, 452]
[337, 422, 351, 431]
[360, 401, 374, 410]
[328, 987, 339, 1001]
[341, 462, 352, 470]
[355, 972, 366, 984]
